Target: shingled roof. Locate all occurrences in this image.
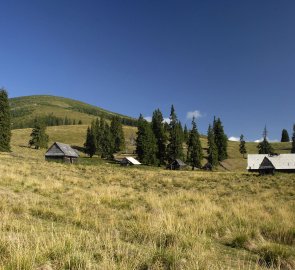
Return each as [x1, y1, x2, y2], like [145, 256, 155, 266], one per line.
[247, 154, 295, 170]
[45, 142, 79, 158]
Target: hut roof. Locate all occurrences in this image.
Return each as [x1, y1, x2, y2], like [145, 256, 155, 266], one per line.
[122, 157, 141, 165]
[45, 142, 79, 158]
[247, 154, 295, 170]
[173, 159, 186, 166]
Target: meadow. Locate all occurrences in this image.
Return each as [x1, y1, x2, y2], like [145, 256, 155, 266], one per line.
[0, 128, 294, 269]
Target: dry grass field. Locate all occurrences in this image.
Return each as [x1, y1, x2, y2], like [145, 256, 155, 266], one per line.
[0, 128, 294, 269]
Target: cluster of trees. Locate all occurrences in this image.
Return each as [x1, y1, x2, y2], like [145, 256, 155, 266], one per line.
[135, 106, 228, 169]
[29, 119, 49, 149]
[84, 116, 125, 159]
[0, 89, 11, 152]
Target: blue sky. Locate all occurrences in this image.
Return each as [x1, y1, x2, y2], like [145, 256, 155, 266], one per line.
[1, 1, 295, 141]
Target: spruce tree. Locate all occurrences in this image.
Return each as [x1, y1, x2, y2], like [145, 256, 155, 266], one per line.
[110, 116, 125, 152]
[183, 124, 189, 144]
[0, 89, 11, 152]
[281, 129, 290, 142]
[187, 117, 203, 170]
[291, 124, 295, 153]
[84, 126, 96, 157]
[151, 109, 167, 165]
[207, 124, 218, 168]
[167, 105, 184, 162]
[239, 134, 247, 158]
[99, 117, 114, 159]
[136, 114, 158, 165]
[213, 117, 228, 161]
[257, 126, 273, 154]
[29, 119, 49, 149]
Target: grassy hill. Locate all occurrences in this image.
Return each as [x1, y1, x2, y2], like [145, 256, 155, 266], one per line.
[10, 95, 137, 129]
[0, 128, 294, 269]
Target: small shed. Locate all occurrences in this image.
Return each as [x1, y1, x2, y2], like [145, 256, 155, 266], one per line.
[45, 142, 79, 163]
[120, 157, 141, 166]
[167, 159, 187, 170]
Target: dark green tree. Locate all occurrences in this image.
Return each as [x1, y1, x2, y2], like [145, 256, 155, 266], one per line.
[281, 129, 290, 142]
[239, 134, 247, 158]
[0, 89, 11, 152]
[151, 109, 167, 165]
[84, 126, 96, 157]
[136, 115, 158, 165]
[99, 117, 114, 159]
[291, 124, 295, 153]
[207, 124, 218, 168]
[213, 117, 228, 161]
[167, 105, 184, 162]
[183, 124, 189, 144]
[257, 126, 273, 154]
[187, 117, 203, 170]
[29, 119, 49, 149]
[110, 116, 125, 152]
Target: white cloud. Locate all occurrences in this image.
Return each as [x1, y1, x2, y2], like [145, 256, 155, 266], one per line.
[254, 137, 278, 143]
[144, 116, 152, 122]
[163, 118, 171, 124]
[186, 110, 203, 119]
[228, 136, 240, 142]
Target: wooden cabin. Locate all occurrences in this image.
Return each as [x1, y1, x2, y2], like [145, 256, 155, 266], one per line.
[167, 159, 187, 170]
[45, 142, 79, 163]
[247, 154, 295, 174]
[120, 157, 141, 166]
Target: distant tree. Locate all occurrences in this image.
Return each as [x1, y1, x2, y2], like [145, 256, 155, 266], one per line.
[167, 105, 184, 162]
[281, 129, 290, 142]
[151, 109, 167, 165]
[78, 120, 83, 125]
[99, 117, 114, 159]
[110, 116, 125, 152]
[183, 124, 189, 144]
[207, 124, 218, 168]
[213, 117, 228, 161]
[292, 124, 295, 153]
[187, 117, 203, 170]
[84, 126, 96, 157]
[29, 119, 49, 149]
[136, 114, 158, 165]
[239, 134, 247, 158]
[257, 126, 273, 154]
[0, 89, 11, 152]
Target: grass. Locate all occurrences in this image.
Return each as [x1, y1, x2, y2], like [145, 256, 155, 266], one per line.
[0, 127, 294, 269]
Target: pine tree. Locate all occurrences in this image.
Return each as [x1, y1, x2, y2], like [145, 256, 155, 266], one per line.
[239, 134, 247, 158]
[213, 117, 228, 161]
[207, 124, 218, 168]
[98, 117, 114, 159]
[136, 115, 158, 165]
[84, 126, 96, 157]
[29, 119, 49, 149]
[291, 124, 295, 153]
[0, 89, 11, 152]
[187, 117, 203, 170]
[281, 129, 290, 142]
[183, 124, 189, 144]
[110, 116, 125, 152]
[257, 126, 273, 154]
[167, 105, 184, 162]
[151, 109, 167, 165]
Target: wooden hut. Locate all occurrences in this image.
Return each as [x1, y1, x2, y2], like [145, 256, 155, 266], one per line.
[167, 159, 187, 170]
[45, 142, 79, 163]
[120, 157, 141, 166]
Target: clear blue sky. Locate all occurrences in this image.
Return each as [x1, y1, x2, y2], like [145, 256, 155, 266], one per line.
[1, 0, 295, 141]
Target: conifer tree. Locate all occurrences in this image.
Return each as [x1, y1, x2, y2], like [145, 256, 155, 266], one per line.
[29, 119, 49, 149]
[99, 117, 114, 159]
[110, 116, 125, 152]
[187, 117, 203, 170]
[136, 114, 158, 165]
[213, 117, 228, 161]
[257, 126, 273, 154]
[207, 124, 218, 168]
[239, 134, 247, 158]
[0, 89, 11, 152]
[151, 109, 167, 165]
[167, 105, 184, 162]
[291, 124, 295, 153]
[281, 129, 290, 142]
[84, 126, 96, 157]
[183, 124, 189, 144]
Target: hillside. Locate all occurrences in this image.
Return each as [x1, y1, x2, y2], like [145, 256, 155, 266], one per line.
[9, 95, 137, 129]
[0, 129, 294, 269]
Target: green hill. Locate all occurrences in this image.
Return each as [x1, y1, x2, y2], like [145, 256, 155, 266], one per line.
[10, 95, 137, 129]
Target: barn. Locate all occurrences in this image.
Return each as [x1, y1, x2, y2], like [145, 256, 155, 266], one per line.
[120, 157, 141, 166]
[167, 159, 187, 170]
[247, 154, 295, 174]
[45, 142, 79, 163]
